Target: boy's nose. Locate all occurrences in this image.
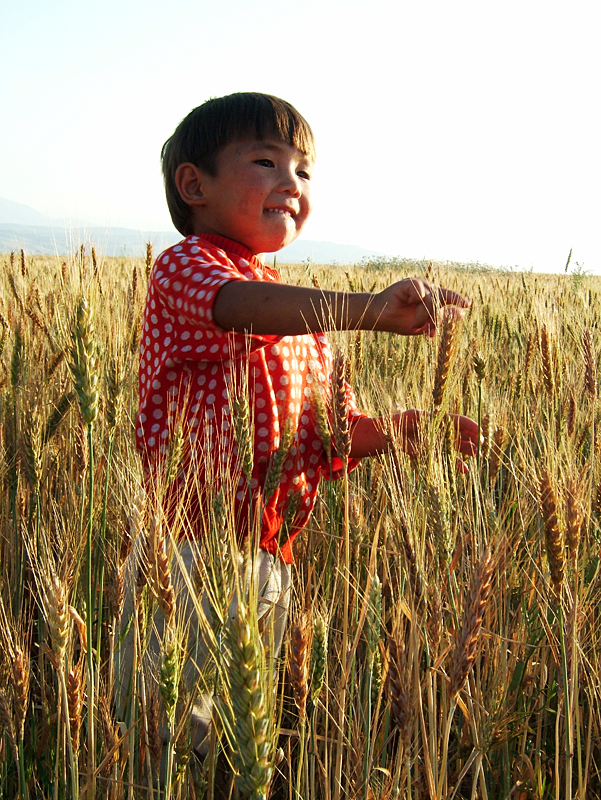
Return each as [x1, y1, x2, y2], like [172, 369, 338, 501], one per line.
[278, 169, 302, 197]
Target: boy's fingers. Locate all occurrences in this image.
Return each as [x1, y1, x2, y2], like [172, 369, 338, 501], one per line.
[458, 438, 478, 457]
[455, 457, 469, 475]
[437, 287, 470, 309]
[450, 415, 481, 457]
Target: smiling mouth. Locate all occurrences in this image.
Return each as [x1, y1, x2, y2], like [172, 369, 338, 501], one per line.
[265, 208, 296, 218]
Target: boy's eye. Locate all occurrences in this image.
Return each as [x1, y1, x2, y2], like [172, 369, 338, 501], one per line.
[297, 170, 311, 180]
[255, 159, 274, 168]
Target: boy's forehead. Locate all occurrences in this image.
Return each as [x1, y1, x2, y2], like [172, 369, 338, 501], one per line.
[233, 138, 314, 163]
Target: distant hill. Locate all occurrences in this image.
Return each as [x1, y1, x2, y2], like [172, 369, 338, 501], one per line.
[0, 196, 387, 263]
[0, 223, 182, 259]
[0, 197, 59, 226]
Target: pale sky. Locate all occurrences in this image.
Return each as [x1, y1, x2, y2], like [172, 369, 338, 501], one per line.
[1, 0, 599, 272]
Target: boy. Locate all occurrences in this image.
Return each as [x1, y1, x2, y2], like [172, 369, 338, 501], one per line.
[138, 92, 478, 555]
[134, 92, 479, 755]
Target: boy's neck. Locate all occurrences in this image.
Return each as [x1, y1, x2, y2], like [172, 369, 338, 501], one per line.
[188, 232, 266, 264]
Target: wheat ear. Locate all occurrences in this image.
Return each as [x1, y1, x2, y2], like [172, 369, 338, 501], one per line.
[539, 469, 565, 590]
[164, 422, 185, 487]
[583, 329, 597, 401]
[106, 356, 126, 431]
[567, 390, 576, 437]
[145, 241, 154, 281]
[225, 602, 274, 799]
[565, 475, 584, 557]
[148, 516, 176, 625]
[540, 325, 555, 399]
[480, 413, 492, 460]
[232, 379, 254, 482]
[289, 612, 311, 722]
[146, 686, 163, 776]
[69, 297, 99, 426]
[488, 425, 506, 484]
[332, 349, 351, 460]
[387, 632, 412, 749]
[159, 630, 180, 725]
[310, 614, 328, 705]
[46, 571, 70, 665]
[433, 309, 460, 410]
[20, 408, 42, 491]
[448, 548, 494, 698]
[310, 382, 332, 462]
[11, 645, 30, 743]
[263, 417, 295, 501]
[399, 518, 425, 612]
[428, 483, 451, 564]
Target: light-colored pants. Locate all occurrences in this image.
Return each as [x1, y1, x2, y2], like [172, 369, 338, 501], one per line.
[116, 542, 292, 754]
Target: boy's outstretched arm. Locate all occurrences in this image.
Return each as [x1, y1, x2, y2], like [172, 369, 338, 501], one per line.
[350, 411, 480, 471]
[213, 277, 469, 337]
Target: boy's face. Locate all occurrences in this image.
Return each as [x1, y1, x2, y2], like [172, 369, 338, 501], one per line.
[182, 139, 313, 254]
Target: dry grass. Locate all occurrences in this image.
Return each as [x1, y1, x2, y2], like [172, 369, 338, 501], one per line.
[0, 249, 600, 799]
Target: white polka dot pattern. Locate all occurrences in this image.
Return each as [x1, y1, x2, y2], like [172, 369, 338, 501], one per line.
[137, 234, 364, 563]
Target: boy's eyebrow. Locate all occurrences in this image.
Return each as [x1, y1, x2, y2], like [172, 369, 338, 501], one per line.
[246, 141, 313, 161]
[246, 142, 287, 152]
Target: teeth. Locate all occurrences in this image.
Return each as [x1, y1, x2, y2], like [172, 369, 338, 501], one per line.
[267, 208, 292, 216]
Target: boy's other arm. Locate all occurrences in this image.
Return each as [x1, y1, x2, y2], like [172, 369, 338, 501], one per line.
[350, 411, 480, 469]
[213, 278, 469, 337]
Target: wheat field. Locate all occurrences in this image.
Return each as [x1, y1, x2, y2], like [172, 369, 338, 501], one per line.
[0, 246, 600, 799]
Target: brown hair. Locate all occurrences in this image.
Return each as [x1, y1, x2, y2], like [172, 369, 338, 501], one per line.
[161, 92, 316, 236]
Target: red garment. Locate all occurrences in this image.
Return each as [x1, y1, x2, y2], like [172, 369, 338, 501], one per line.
[137, 234, 363, 562]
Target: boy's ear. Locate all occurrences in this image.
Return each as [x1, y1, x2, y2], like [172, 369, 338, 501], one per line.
[175, 163, 208, 207]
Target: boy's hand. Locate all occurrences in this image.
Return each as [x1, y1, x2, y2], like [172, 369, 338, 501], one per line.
[373, 278, 470, 337]
[351, 410, 480, 471]
[397, 410, 480, 473]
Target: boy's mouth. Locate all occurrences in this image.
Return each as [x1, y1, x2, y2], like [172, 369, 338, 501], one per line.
[265, 207, 297, 219]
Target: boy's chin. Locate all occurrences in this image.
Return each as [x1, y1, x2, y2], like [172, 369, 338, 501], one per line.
[257, 234, 300, 257]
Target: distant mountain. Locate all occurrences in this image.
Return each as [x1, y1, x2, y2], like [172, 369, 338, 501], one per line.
[0, 197, 59, 226]
[0, 223, 181, 258]
[0, 196, 387, 263]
